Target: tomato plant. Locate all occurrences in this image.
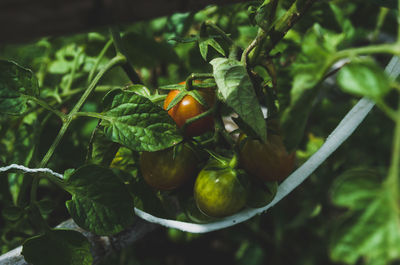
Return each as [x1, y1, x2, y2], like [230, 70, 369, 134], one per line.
[1, 1, 400, 265]
[139, 144, 199, 190]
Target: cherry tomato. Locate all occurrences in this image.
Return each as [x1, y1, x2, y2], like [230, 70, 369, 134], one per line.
[163, 82, 214, 137]
[238, 133, 295, 182]
[139, 144, 198, 190]
[194, 157, 248, 218]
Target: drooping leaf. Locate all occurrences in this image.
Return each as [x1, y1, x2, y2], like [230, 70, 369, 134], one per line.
[101, 89, 183, 152]
[337, 61, 391, 100]
[0, 60, 39, 115]
[210, 57, 267, 142]
[22, 229, 93, 265]
[65, 164, 135, 235]
[199, 38, 226, 61]
[329, 169, 400, 265]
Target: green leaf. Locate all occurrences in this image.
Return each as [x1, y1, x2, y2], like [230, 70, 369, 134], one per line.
[2, 205, 23, 221]
[199, 38, 226, 61]
[101, 89, 182, 152]
[65, 164, 135, 235]
[22, 229, 93, 265]
[210, 57, 267, 142]
[337, 61, 391, 100]
[329, 169, 400, 265]
[0, 60, 39, 115]
[88, 126, 120, 166]
[330, 168, 381, 209]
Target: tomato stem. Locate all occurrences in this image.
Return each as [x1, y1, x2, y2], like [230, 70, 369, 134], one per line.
[181, 107, 214, 134]
[228, 153, 239, 169]
[384, 96, 400, 201]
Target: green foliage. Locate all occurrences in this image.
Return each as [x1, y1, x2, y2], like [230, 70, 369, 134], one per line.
[22, 229, 93, 265]
[211, 57, 267, 141]
[101, 89, 183, 151]
[65, 165, 135, 235]
[0, 60, 39, 115]
[337, 61, 391, 100]
[281, 23, 346, 150]
[329, 169, 400, 265]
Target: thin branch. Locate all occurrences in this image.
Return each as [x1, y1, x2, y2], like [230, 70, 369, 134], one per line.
[264, 0, 318, 55]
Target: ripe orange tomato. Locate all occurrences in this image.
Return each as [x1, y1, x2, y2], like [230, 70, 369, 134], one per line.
[163, 82, 214, 137]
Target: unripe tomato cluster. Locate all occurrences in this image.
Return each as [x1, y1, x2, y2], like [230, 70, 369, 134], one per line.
[139, 81, 295, 219]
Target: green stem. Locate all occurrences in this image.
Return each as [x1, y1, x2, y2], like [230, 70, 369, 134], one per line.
[88, 39, 113, 84]
[73, 111, 109, 120]
[373, 7, 389, 42]
[384, 97, 400, 201]
[24, 95, 66, 121]
[398, 0, 400, 43]
[185, 73, 214, 90]
[332, 43, 400, 60]
[43, 120, 72, 166]
[65, 50, 83, 93]
[181, 107, 214, 134]
[70, 55, 126, 114]
[31, 54, 126, 200]
[241, 30, 266, 66]
[375, 99, 398, 121]
[264, 0, 318, 55]
[228, 153, 239, 169]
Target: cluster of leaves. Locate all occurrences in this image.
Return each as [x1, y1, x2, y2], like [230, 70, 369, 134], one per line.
[1, 0, 400, 265]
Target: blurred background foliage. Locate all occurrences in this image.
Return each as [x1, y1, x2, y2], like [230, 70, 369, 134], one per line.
[1, 0, 399, 264]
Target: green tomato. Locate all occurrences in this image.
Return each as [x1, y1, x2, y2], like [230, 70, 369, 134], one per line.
[139, 144, 198, 191]
[194, 158, 248, 218]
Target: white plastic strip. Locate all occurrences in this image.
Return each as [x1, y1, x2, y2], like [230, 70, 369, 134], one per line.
[1, 56, 398, 234]
[0, 164, 64, 179]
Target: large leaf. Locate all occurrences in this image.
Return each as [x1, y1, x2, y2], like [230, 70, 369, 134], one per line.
[337, 61, 391, 100]
[65, 165, 135, 236]
[0, 60, 39, 115]
[329, 169, 400, 265]
[101, 89, 183, 152]
[22, 229, 93, 265]
[210, 57, 267, 142]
